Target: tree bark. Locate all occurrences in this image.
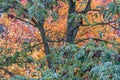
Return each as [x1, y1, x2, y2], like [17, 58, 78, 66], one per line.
[37, 20, 52, 68]
[66, 0, 92, 44]
[66, 0, 79, 44]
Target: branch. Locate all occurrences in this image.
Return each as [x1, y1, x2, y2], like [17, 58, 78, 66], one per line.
[0, 67, 14, 77]
[48, 38, 65, 43]
[81, 21, 115, 26]
[71, 20, 115, 31]
[71, 19, 82, 31]
[1, 1, 37, 27]
[108, 24, 120, 30]
[0, 57, 11, 66]
[83, 0, 92, 14]
[15, 17, 36, 27]
[77, 9, 108, 14]
[75, 37, 120, 45]
[44, 29, 51, 33]
[76, 0, 94, 14]
[81, 20, 120, 30]
[72, 0, 92, 29]
[0, 7, 11, 13]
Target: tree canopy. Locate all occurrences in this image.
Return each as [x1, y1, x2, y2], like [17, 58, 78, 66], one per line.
[0, 0, 120, 79]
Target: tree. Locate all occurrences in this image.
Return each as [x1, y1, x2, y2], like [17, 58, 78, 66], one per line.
[0, 0, 58, 68]
[0, 0, 118, 66]
[66, 0, 91, 44]
[0, 0, 120, 77]
[65, 0, 120, 44]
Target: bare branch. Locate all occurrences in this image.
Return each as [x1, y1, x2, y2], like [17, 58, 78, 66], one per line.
[81, 21, 115, 27]
[75, 37, 120, 45]
[108, 24, 120, 30]
[48, 38, 65, 43]
[77, 9, 108, 14]
[15, 17, 36, 27]
[71, 20, 115, 31]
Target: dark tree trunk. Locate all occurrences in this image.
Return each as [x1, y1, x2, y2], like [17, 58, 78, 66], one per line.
[66, 0, 91, 44]
[66, 0, 78, 44]
[37, 20, 52, 68]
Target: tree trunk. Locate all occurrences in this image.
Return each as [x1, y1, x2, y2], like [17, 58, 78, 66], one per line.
[37, 21, 52, 68]
[66, 0, 77, 44]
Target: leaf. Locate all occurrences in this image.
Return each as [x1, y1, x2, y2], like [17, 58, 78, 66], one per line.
[27, 56, 36, 63]
[82, 14, 90, 24]
[68, 13, 77, 23]
[72, 0, 76, 2]
[51, 11, 58, 21]
[104, 10, 111, 19]
[99, 31, 103, 38]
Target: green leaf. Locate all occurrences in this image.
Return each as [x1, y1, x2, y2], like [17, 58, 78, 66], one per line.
[51, 11, 58, 21]
[27, 56, 36, 63]
[68, 13, 77, 23]
[82, 14, 90, 24]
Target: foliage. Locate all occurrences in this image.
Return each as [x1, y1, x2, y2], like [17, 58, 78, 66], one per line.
[9, 40, 120, 79]
[0, 0, 120, 79]
[10, 75, 26, 80]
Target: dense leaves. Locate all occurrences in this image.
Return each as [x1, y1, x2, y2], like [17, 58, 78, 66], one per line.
[0, 0, 120, 79]
[9, 40, 120, 79]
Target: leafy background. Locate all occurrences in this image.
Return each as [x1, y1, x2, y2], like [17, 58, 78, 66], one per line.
[0, 0, 120, 79]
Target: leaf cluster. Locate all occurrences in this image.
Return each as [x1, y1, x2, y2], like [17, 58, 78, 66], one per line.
[10, 40, 120, 80]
